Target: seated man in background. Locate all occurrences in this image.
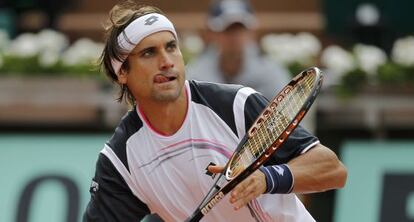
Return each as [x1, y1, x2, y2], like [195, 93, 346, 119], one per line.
[186, 0, 290, 100]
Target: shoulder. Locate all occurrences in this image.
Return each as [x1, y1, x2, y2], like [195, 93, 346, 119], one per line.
[187, 79, 268, 111]
[188, 80, 264, 137]
[106, 108, 143, 171]
[189, 80, 244, 95]
[188, 79, 265, 110]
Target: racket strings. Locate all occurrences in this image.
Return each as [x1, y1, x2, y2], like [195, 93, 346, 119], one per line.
[228, 73, 316, 177]
[248, 75, 315, 151]
[227, 111, 290, 175]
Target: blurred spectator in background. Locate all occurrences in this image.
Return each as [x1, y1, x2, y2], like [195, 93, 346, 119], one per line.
[186, 0, 290, 100]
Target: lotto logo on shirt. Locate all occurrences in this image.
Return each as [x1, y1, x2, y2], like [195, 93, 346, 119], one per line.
[90, 180, 99, 193]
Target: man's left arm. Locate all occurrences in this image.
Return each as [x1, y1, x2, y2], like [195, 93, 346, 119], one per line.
[227, 92, 347, 209]
[287, 143, 347, 193]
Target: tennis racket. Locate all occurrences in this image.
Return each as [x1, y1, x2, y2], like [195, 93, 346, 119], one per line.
[185, 67, 323, 222]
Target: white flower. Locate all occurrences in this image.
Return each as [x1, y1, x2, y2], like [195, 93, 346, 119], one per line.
[321, 45, 356, 75]
[276, 42, 302, 65]
[37, 29, 69, 53]
[38, 50, 60, 67]
[61, 38, 103, 66]
[261, 33, 296, 64]
[6, 33, 41, 57]
[353, 44, 387, 75]
[295, 32, 322, 58]
[261, 32, 321, 66]
[391, 36, 414, 66]
[182, 33, 204, 55]
[3, 29, 70, 66]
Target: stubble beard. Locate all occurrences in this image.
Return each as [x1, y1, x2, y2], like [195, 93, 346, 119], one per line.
[152, 87, 182, 101]
[151, 78, 184, 102]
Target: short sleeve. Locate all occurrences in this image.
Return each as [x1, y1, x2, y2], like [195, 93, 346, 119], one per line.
[83, 154, 150, 221]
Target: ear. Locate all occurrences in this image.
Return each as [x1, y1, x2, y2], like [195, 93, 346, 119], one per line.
[117, 68, 128, 84]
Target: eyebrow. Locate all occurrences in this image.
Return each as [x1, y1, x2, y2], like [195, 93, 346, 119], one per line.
[166, 39, 177, 45]
[135, 46, 155, 55]
[133, 38, 177, 54]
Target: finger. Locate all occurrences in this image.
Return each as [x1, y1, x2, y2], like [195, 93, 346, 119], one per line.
[233, 190, 258, 210]
[234, 170, 267, 196]
[231, 171, 261, 197]
[231, 178, 251, 198]
[207, 165, 225, 174]
[240, 179, 260, 197]
[230, 178, 258, 203]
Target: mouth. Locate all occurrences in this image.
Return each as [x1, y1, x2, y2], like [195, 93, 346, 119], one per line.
[154, 74, 177, 84]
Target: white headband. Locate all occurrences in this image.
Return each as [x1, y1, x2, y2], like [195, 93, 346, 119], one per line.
[111, 13, 178, 75]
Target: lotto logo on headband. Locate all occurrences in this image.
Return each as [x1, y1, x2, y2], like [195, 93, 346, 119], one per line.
[145, 15, 159, 25]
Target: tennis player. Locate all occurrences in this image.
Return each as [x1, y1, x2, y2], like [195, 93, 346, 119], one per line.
[83, 1, 347, 221]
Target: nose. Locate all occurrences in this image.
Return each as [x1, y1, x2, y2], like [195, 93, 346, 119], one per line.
[159, 50, 174, 70]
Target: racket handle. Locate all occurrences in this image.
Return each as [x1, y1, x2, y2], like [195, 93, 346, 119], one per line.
[184, 210, 203, 222]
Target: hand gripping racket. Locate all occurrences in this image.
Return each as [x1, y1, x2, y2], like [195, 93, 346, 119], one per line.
[185, 67, 323, 222]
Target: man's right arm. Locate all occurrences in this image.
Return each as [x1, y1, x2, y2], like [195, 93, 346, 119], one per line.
[83, 154, 150, 222]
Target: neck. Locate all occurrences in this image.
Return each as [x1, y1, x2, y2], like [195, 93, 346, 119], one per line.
[138, 89, 188, 136]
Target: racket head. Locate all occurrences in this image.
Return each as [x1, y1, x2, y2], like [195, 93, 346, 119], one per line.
[225, 67, 323, 180]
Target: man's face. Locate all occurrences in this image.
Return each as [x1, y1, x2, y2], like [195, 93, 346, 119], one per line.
[215, 23, 251, 55]
[118, 31, 185, 103]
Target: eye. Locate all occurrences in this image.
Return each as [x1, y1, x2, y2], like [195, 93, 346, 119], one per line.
[166, 41, 177, 52]
[141, 48, 155, 57]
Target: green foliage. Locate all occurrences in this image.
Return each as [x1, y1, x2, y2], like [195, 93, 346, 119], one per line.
[336, 68, 368, 97]
[287, 62, 306, 77]
[377, 62, 408, 85]
[0, 54, 102, 78]
[335, 62, 414, 97]
[404, 66, 414, 84]
[1, 55, 44, 74]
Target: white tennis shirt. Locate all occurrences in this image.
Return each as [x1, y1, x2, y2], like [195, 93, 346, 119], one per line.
[87, 80, 318, 222]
